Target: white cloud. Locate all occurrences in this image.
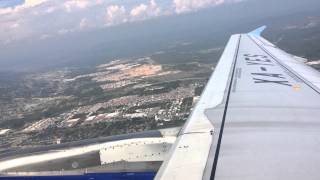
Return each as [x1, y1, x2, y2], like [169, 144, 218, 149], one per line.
[0, 0, 48, 15]
[105, 0, 162, 26]
[130, 4, 148, 17]
[40, 34, 51, 40]
[130, 0, 161, 19]
[0, 0, 244, 44]
[0, 19, 32, 45]
[64, 0, 90, 12]
[174, 0, 225, 13]
[79, 18, 89, 29]
[24, 0, 47, 7]
[9, 23, 20, 29]
[0, 8, 12, 15]
[45, 6, 57, 13]
[32, 5, 57, 15]
[58, 28, 75, 35]
[105, 5, 127, 25]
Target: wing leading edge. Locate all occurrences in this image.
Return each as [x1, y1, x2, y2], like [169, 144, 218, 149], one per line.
[155, 27, 320, 180]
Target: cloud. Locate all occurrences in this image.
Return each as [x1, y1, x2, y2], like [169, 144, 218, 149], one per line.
[9, 23, 20, 29]
[0, 0, 244, 44]
[24, 0, 47, 7]
[105, 0, 161, 26]
[0, 0, 48, 14]
[58, 28, 75, 35]
[45, 6, 57, 13]
[130, 4, 148, 17]
[64, 0, 90, 12]
[105, 5, 127, 25]
[0, 0, 24, 8]
[40, 33, 51, 40]
[79, 18, 89, 29]
[130, 0, 161, 19]
[173, 0, 225, 13]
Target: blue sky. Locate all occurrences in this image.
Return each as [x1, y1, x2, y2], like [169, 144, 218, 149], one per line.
[0, 0, 242, 44]
[0, 0, 24, 8]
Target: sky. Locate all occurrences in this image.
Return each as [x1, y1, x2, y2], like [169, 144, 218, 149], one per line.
[0, 0, 243, 45]
[0, 0, 319, 72]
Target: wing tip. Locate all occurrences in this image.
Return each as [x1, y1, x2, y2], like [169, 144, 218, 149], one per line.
[248, 26, 267, 36]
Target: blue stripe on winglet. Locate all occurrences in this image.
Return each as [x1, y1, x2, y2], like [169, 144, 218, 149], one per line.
[248, 26, 267, 36]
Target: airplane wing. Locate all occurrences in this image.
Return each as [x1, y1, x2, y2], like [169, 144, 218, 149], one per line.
[155, 26, 320, 180]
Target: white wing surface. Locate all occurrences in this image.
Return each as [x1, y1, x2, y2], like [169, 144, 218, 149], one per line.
[155, 27, 320, 180]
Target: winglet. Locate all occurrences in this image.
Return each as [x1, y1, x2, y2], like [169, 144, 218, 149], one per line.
[249, 26, 267, 36]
